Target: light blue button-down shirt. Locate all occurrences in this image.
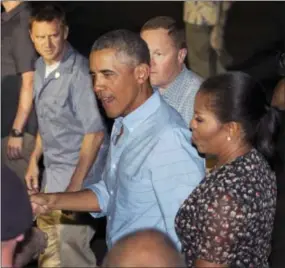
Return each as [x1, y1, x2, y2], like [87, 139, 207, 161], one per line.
[87, 91, 204, 249]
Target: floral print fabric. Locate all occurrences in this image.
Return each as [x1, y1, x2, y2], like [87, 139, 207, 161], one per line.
[175, 149, 276, 267]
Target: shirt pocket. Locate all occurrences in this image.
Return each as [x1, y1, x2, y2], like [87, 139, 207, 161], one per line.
[40, 97, 68, 124]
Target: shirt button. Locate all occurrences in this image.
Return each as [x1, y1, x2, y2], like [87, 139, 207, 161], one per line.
[110, 190, 113, 195]
[112, 164, 116, 169]
[108, 216, 112, 220]
[55, 72, 60, 79]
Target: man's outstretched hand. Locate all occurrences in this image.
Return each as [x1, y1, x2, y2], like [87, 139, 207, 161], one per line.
[30, 193, 51, 216]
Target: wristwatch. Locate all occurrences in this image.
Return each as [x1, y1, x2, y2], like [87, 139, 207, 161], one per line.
[10, 128, 24, 138]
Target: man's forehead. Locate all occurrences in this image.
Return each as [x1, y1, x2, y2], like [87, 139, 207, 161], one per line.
[32, 19, 61, 29]
[141, 28, 171, 39]
[142, 30, 176, 49]
[90, 49, 136, 68]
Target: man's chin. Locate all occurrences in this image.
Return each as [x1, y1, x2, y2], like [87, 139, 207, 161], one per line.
[42, 52, 60, 62]
[105, 110, 120, 119]
[150, 79, 161, 88]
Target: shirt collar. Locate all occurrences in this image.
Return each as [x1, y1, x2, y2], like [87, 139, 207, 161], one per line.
[57, 42, 76, 74]
[115, 90, 161, 133]
[161, 64, 188, 97]
[38, 42, 75, 78]
[1, 2, 28, 22]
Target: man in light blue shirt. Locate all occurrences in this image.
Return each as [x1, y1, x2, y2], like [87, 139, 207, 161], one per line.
[141, 16, 203, 127]
[31, 29, 205, 249]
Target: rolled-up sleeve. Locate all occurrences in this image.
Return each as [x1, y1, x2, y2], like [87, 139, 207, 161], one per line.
[149, 127, 204, 247]
[12, 17, 37, 74]
[85, 179, 110, 218]
[72, 68, 105, 134]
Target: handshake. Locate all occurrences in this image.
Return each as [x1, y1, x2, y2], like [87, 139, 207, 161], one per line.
[25, 158, 90, 217]
[29, 191, 53, 217]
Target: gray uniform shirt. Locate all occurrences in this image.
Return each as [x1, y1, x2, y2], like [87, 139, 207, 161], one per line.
[34, 44, 108, 193]
[1, 2, 38, 137]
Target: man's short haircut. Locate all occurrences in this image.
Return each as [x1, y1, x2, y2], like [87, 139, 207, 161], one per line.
[91, 29, 150, 67]
[141, 16, 186, 49]
[29, 4, 67, 29]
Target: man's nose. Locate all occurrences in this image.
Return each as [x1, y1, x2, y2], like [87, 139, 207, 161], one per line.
[93, 80, 105, 94]
[150, 57, 156, 67]
[45, 37, 52, 48]
[190, 118, 196, 130]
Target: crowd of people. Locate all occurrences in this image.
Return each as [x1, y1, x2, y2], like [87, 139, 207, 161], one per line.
[1, 2, 284, 268]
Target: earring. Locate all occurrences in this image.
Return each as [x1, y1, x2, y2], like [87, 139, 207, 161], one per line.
[227, 136, 231, 141]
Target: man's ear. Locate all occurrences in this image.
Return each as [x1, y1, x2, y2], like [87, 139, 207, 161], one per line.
[63, 25, 69, 40]
[178, 48, 187, 64]
[134, 63, 150, 84]
[29, 29, 34, 44]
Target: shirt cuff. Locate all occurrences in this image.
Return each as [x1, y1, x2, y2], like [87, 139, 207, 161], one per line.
[81, 115, 106, 134]
[85, 182, 108, 218]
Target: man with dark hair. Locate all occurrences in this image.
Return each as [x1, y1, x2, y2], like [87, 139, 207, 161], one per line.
[141, 16, 202, 126]
[102, 229, 186, 267]
[26, 4, 108, 267]
[1, 1, 37, 180]
[31, 29, 204, 252]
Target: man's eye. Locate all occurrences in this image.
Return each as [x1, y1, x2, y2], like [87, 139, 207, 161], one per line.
[196, 117, 203, 123]
[104, 73, 113, 78]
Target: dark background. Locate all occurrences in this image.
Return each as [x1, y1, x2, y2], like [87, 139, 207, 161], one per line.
[30, 1, 284, 99]
[31, 1, 184, 57]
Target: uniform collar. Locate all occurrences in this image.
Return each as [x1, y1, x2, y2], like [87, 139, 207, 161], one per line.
[37, 42, 76, 80]
[58, 42, 76, 74]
